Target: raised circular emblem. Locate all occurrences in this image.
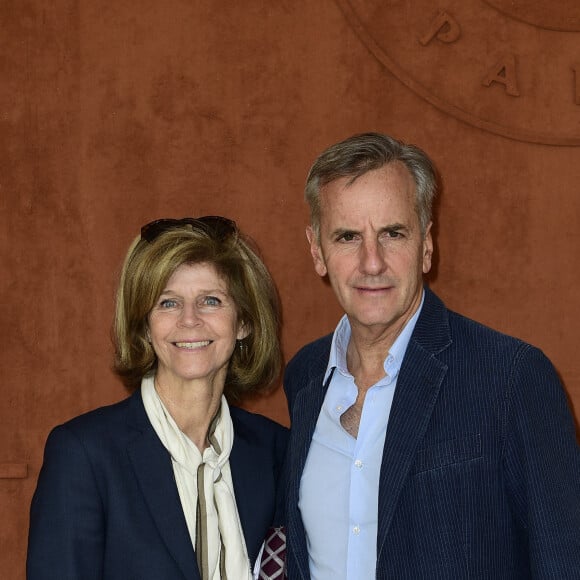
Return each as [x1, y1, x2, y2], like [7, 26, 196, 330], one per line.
[336, 0, 580, 145]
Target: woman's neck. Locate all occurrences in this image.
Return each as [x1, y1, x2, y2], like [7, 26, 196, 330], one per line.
[154, 376, 224, 451]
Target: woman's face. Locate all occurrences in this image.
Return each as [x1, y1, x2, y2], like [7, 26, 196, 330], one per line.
[148, 262, 246, 388]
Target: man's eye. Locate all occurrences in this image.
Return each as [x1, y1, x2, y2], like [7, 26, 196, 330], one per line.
[384, 229, 402, 239]
[337, 232, 357, 242]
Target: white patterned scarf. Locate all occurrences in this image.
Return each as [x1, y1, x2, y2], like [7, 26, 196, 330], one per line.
[141, 375, 253, 580]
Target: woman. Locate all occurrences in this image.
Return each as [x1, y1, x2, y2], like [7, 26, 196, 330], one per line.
[27, 217, 288, 579]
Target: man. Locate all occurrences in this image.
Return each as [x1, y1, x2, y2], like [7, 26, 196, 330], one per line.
[284, 132, 580, 579]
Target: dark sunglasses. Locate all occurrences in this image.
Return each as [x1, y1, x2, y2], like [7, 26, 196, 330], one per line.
[140, 216, 238, 243]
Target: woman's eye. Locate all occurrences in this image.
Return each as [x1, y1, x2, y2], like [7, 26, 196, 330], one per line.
[203, 296, 222, 307]
[159, 299, 177, 309]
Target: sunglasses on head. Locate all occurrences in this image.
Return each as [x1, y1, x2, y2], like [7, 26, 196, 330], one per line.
[140, 216, 238, 243]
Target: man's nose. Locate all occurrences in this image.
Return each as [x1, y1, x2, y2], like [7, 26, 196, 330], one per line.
[360, 238, 387, 275]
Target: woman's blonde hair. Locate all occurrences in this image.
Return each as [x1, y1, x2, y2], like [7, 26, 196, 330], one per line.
[113, 219, 282, 400]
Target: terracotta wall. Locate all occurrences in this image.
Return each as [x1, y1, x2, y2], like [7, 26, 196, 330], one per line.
[1, 1, 579, 577]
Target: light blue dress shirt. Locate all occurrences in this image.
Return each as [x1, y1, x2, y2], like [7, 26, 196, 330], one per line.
[299, 298, 424, 579]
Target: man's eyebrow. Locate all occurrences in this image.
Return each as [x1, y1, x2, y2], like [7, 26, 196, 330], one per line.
[331, 227, 360, 236]
[380, 223, 408, 232]
[329, 223, 411, 238]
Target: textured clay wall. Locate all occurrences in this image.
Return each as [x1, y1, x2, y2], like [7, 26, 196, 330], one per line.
[1, 1, 579, 577]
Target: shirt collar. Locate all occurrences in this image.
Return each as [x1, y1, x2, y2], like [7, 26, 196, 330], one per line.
[324, 290, 425, 384]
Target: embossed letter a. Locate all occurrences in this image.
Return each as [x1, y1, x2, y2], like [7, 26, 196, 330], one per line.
[482, 54, 520, 97]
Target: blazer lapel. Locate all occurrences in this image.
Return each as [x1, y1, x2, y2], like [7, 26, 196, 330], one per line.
[376, 288, 451, 559]
[229, 419, 279, 565]
[229, 434, 260, 559]
[287, 370, 331, 579]
[291, 372, 330, 478]
[125, 391, 200, 580]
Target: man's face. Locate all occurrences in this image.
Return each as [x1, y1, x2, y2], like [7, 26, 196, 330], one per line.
[307, 162, 433, 339]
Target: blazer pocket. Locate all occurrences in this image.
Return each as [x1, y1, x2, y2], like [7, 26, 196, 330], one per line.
[413, 433, 482, 474]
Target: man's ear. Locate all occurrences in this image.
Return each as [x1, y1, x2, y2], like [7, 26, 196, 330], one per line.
[422, 222, 433, 275]
[306, 226, 328, 277]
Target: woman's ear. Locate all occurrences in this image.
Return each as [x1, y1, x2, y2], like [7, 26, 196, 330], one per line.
[237, 321, 250, 341]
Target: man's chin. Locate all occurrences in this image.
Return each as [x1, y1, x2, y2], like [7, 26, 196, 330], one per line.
[348, 312, 398, 330]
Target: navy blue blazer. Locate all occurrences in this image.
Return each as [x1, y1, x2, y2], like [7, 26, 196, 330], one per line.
[284, 288, 580, 579]
[27, 388, 288, 580]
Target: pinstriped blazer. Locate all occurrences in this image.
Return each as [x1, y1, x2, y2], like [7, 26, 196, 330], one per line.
[27, 389, 288, 580]
[284, 287, 580, 579]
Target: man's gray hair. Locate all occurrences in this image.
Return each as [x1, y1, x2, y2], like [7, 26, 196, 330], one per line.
[305, 132, 437, 239]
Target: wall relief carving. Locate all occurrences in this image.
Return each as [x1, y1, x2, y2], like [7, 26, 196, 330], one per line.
[336, 0, 580, 145]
